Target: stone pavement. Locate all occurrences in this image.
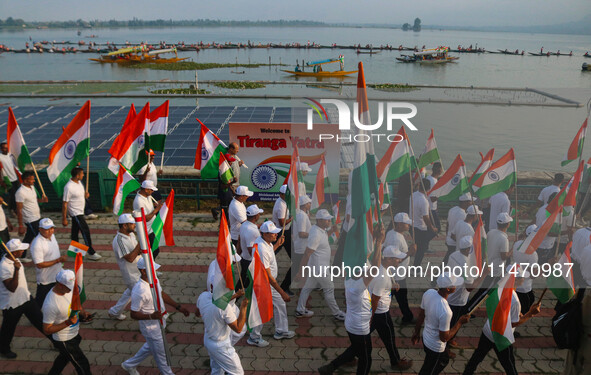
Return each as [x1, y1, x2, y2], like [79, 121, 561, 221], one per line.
[0, 212, 568, 374]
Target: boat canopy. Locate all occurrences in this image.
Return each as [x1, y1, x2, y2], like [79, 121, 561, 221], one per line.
[106, 45, 146, 56]
[148, 48, 177, 56]
[414, 47, 449, 56]
[306, 56, 343, 66]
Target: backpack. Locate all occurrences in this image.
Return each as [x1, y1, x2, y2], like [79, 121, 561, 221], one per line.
[551, 288, 585, 349]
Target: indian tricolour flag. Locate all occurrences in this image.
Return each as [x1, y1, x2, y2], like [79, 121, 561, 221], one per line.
[67, 241, 88, 257]
[47, 101, 90, 195]
[546, 160, 583, 218]
[218, 152, 234, 186]
[417, 128, 441, 169]
[469, 148, 494, 185]
[112, 164, 141, 215]
[427, 154, 469, 202]
[151, 189, 175, 251]
[108, 103, 149, 175]
[246, 245, 273, 331]
[108, 104, 137, 175]
[376, 126, 411, 208]
[7, 107, 32, 172]
[548, 242, 576, 303]
[561, 118, 587, 167]
[193, 120, 228, 179]
[284, 145, 301, 213]
[311, 154, 329, 212]
[148, 100, 169, 152]
[486, 268, 517, 351]
[518, 203, 562, 255]
[472, 148, 516, 200]
[469, 217, 487, 272]
[70, 252, 86, 313]
[212, 211, 237, 309]
[329, 201, 340, 245]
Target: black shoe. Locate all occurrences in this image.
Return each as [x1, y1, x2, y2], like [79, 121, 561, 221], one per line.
[400, 317, 416, 326]
[1, 351, 17, 359]
[211, 208, 219, 220]
[318, 363, 335, 375]
[285, 289, 295, 297]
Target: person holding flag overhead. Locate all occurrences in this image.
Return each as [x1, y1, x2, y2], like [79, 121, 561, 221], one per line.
[138, 150, 162, 201]
[133, 180, 162, 257]
[272, 184, 294, 296]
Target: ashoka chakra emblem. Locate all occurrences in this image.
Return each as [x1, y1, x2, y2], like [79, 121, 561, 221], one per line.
[64, 140, 77, 160]
[201, 148, 210, 161]
[251, 165, 278, 190]
[451, 174, 461, 186]
[487, 171, 500, 182]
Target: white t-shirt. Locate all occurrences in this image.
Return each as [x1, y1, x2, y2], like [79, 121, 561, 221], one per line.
[579, 246, 591, 287]
[42, 289, 78, 341]
[513, 241, 538, 293]
[538, 185, 560, 204]
[257, 237, 278, 278]
[133, 194, 155, 234]
[368, 266, 394, 314]
[228, 199, 247, 241]
[571, 227, 591, 262]
[426, 175, 438, 210]
[293, 210, 312, 255]
[344, 277, 372, 335]
[487, 229, 509, 276]
[0, 256, 30, 310]
[30, 234, 63, 285]
[410, 191, 430, 231]
[63, 180, 86, 217]
[112, 232, 141, 290]
[306, 225, 332, 269]
[0, 153, 18, 182]
[535, 205, 556, 249]
[239, 221, 259, 261]
[420, 289, 452, 353]
[197, 291, 237, 343]
[446, 206, 467, 246]
[15, 185, 41, 224]
[138, 162, 158, 186]
[272, 197, 291, 230]
[453, 220, 475, 252]
[384, 230, 409, 281]
[447, 251, 474, 306]
[0, 207, 7, 231]
[488, 192, 510, 231]
[131, 278, 165, 332]
[482, 291, 520, 343]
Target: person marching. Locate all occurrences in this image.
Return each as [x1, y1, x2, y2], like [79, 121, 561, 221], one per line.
[534, 192, 560, 264]
[132, 180, 162, 257]
[16, 171, 48, 262]
[488, 185, 513, 231]
[451, 204, 481, 253]
[487, 212, 513, 277]
[412, 273, 470, 375]
[426, 162, 443, 231]
[0, 196, 14, 258]
[295, 209, 345, 321]
[411, 178, 438, 266]
[121, 258, 189, 375]
[238, 204, 264, 290]
[62, 167, 101, 261]
[0, 239, 47, 359]
[368, 245, 413, 370]
[42, 269, 92, 375]
[108, 214, 141, 320]
[272, 185, 294, 296]
[443, 193, 472, 263]
[0, 142, 21, 214]
[512, 225, 539, 314]
[229, 186, 252, 249]
[292, 195, 312, 279]
[138, 150, 163, 201]
[225, 142, 243, 190]
[537, 173, 563, 205]
[297, 162, 312, 195]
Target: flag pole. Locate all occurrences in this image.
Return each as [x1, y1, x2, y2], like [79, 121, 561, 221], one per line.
[514, 178, 519, 242]
[86, 121, 90, 192]
[554, 206, 565, 258]
[409, 142, 436, 229]
[29, 160, 47, 198]
[408, 165, 415, 241]
[0, 241, 17, 262]
[160, 151, 165, 173]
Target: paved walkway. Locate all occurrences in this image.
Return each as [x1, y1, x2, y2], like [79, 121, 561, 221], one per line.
[0, 213, 568, 374]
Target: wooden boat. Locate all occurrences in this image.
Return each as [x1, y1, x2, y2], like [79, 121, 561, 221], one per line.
[282, 55, 357, 77]
[528, 52, 550, 56]
[356, 49, 381, 55]
[584, 54, 591, 58]
[89, 46, 188, 64]
[415, 47, 458, 64]
[498, 49, 523, 55]
[396, 55, 417, 63]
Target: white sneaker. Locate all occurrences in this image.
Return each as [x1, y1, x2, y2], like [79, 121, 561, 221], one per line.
[86, 253, 102, 261]
[333, 311, 346, 321]
[109, 312, 126, 321]
[295, 309, 314, 318]
[273, 330, 295, 340]
[85, 214, 98, 220]
[121, 362, 140, 375]
[246, 337, 270, 347]
[20, 257, 32, 263]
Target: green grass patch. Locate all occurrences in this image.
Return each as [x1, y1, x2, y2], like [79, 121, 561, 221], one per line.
[214, 81, 266, 89]
[0, 83, 145, 94]
[369, 83, 418, 92]
[127, 62, 285, 71]
[150, 88, 211, 95]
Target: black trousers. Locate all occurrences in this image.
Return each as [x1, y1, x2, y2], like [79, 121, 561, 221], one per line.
[331, 331, 372, 375]
[462, 333, 518, 375]
[23, 219, 40, 244]
[0, 228, 9, 257]
[370, 312, 401, 366]
[275, 228, 292, 291]
[419, 344, 450, 375]
[237, 258, 251, 291]
[0, 297, 46, 353]
[517, 290, 535, 314]
[413, 228, 435, 266]
[449, 303, 466, 328]
[49, 334, 92, 375]
[443, 245, 456, 264]
[71, 215, 95, 255]
[8, 181, 20, 213]
[149, 232, 158, 259]
[431, 209, 441, 232]
[392, 278, 413, 322]
[35, 282, 55, 307]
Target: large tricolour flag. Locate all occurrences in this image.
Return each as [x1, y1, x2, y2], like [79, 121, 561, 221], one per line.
[517, 204, 562, 254]
[218, 152, 234, 185]
[561, 118, 587, 167]
[311, 154, 329, 212]
[427, 154, 469, 202]
[486, 267, 517, 351]
[469, 148, 494, 185]
[376, 126, 411, 208]
[472, 148, 516, 200]
[47, 101, 90, 195]
[194, 120, 228, 179]
[417, 128, 441, 169]
[548, 242, 576, 303]
[152, 189, 175, 251]
[7, 108, 32, 172]
[212, 211, 236, 309]
[108, 104, 136, 175]
[148, 100, 169, 152]
[246, 246, 273, 331]
[70, 252, 86, 312]
[284, 145, 301, 214]
[109, 103, 149, 175]
[112, 164, 141, 215]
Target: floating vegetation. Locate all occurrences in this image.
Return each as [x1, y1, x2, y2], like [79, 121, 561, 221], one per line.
[214, 81, 266, 90]
[128, 62, 285, 71]
[369, 83, 418, 92]
[150, 88, 210, 95]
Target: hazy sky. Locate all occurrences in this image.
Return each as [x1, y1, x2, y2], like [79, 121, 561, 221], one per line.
[2, 1, 589, 27]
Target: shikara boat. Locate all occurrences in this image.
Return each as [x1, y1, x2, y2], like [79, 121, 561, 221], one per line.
[282, 55, 357, 77]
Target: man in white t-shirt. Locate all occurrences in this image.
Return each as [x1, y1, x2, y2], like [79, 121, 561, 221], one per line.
[238, 204, 263, 291]
[537, 173, 563, 205]
[138, 150, 162, 200]
[571, 226, 591, 288]
[0, 239, 47, 359]
[295, 209, 344, 320]
[487, 212, 513, 277]
[30, 218, 67, 306]
[535, 192, 560, 264]
[15, 171, 47, 255]
[488, 186, 513, 231]
[412, 273, 470, 375]
[293, 195, 312, 278]
[229, 185, 252, 248]
[42, 269, 91, 375]
[444, 193, 472, 261]
[272, 185, 294, 295]
[463, 268, 541, 375]
[410, 178, 438, 266]
[121, 258, 189, 375]
[451, 204, 481, 252]
[513, 225, 538, 314]
[62, 167, 101, 261]
[427, 162, 443, 231]
[0, 197, 14, 258]
[108, 214, 142, 321]
[133, 180, 163, 257]
[0, 142, 21, 214]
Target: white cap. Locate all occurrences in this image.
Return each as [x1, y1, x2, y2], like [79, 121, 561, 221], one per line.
[141, 180, 158, 191]
[466, 205, 483, 215]
[236, 186, 254, 197]
[459, 235, 473, 249]
[437, 272, 464, 288]
[39, 218, 55, 230]
[6, 239, 29, 252]
[298, 162, 312, 172]
[56, 269, 75, 290]
[382, 245, 407, 259]
[459, 193, 473, 202]
[279, 184, 288, 194]
[316, 209, 333, 221]
[260, 221, 281, 234]
[118, 213, 135, 224]
[137, 257, 161, 270]
[299, 195, 312, 206]
[526, 224, 538, 236]
[394, 212, 412, 225]
[496, 212, 513, 224]
[246, 204, 264, 216]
